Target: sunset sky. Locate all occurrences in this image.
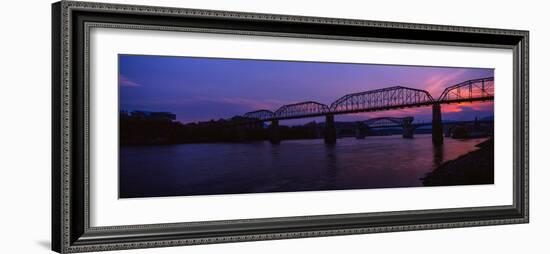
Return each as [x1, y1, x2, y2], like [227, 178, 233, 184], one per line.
[119, 55, 494, 124]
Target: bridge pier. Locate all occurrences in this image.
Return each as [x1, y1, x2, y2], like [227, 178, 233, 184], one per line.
[432, 103, 443, 145]
[268, 120, 281, 144]
[355, 121, 367, 139]
[402, 125, 415, 139]
[401, 117, 415, 139]
[324, 114, 337, 144]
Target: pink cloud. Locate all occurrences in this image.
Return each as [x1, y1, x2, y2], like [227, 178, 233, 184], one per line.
[119, 75, 142, 87]
[423, 69, 467, 98]
[441, 104, 463, 113]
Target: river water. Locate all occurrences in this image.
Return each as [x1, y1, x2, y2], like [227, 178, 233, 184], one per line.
[119, 134, 487, 198]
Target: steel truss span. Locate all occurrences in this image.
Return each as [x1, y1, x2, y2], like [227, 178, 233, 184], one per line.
[330, 86, 434, 114]
[273, 101, 330, 120]
[438, 77, 494, 104]
[363, 117, 414, 128]
[243, 110, 274, 120]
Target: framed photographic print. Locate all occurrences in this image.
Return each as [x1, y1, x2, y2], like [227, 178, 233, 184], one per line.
[52, 1, 529, 253]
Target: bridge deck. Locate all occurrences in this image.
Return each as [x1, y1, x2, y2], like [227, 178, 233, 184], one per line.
[252, 96, 493, 122]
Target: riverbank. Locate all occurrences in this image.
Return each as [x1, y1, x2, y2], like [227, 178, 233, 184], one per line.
[422, 138, 494, 186]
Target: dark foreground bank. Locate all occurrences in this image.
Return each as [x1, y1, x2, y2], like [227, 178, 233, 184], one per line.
[422, 138, 494, 186]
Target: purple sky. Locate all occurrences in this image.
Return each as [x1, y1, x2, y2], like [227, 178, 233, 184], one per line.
[119, 55, 494, 124]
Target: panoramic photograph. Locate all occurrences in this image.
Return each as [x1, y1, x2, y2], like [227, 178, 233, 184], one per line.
[118, 54, 495, 199]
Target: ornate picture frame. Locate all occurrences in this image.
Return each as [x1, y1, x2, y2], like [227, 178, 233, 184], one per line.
[52, 1, 529, 253]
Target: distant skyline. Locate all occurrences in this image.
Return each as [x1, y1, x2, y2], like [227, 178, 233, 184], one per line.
[119, 54, 494, 124]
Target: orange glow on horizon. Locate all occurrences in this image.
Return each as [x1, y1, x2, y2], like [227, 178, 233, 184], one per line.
[441, 101, 493, 113]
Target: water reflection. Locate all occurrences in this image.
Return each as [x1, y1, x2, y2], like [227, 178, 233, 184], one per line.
[432, 144, 444, 168]
[324, 144, 339, 189]
[119, 134, 487, 198]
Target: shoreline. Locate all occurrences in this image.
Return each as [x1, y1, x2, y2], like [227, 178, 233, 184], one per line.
[422, 138, 494, 186]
